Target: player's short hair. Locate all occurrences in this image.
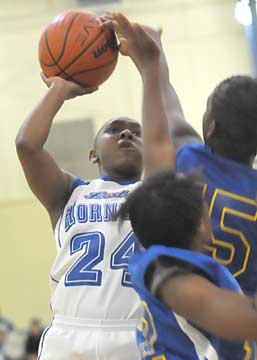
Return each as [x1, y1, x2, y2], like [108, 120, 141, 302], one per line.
[116, 171, 203, 249]
[208, 75, 257, 162]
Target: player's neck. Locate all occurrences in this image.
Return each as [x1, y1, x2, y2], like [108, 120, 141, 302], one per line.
[210, 147, 253, 167]
[99, 169, 141, 184]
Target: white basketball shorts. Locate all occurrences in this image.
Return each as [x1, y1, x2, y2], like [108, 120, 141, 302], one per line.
[38, 315, 141, 360]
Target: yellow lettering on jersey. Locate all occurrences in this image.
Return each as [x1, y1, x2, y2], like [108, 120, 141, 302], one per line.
[138, 301, 158, 357]
[243, 340, 252, 360]
[204, 188, 256, 277]
[152, 356, 166, 360]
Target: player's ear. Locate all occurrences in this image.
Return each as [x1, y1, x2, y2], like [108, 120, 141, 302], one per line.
[206, 119, 216, 139]
[89, 149, 99, 164]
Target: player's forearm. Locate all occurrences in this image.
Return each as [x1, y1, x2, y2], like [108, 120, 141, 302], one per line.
[141, 62, 176, 173]
[16, 83, 67, 151]
[159, 48, 186, 130]
[203, 293, 257, 341]
[159, 50, 201, 149]
[160, 274, 257, 341]
[164, 81, 201, 148]
[142, 62, 170, 144]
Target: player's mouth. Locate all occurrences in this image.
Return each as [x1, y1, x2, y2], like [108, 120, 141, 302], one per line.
[117, 140, 136, 149]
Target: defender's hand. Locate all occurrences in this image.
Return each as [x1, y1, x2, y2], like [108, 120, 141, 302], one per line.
[103, 13, 160, 74]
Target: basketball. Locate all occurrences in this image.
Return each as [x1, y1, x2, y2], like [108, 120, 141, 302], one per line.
[38, 10, 119, 87]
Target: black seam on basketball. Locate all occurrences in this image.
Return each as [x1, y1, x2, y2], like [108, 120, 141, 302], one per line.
[70, 54, 117, 76]
[40, 12, 81, 67]
[43, 30, 75, 81]
[56, 28, 105, 76]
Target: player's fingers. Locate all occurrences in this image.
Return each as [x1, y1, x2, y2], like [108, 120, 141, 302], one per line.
[118, 38, 129, 56]
[112, 12, 135, 38]
[101, 19, 115, 32]
[100, 12, 113, 22]
[110, 20, 122, 37]
[110, 20, 129, 50]
[40, 72, 51, 87]
[100, 16, 110, 24]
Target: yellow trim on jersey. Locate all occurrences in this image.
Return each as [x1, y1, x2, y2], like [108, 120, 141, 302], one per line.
[152, 356, 166, 360]
[201, 183, 207, 198]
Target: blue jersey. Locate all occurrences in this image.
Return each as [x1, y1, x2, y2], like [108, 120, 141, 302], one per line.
[177, 142, 257, 296]
[129, 246, 255, 360]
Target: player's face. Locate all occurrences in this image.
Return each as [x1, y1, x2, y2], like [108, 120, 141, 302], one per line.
[94, 117, 143, 179]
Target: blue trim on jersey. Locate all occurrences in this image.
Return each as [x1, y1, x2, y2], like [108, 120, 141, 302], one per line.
[100, 175, 139, 185]
[70, 178, 90, 193]
[57, 210, 65, 248]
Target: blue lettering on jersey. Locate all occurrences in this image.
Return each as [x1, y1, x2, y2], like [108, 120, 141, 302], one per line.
[77, 204, 88, 223]
[84, 190, 130, 199]
[104, 203, 118, 222]
[89, 204, 102, 222]
[64, 202, 123, 231]
[65, 203, 76, 231]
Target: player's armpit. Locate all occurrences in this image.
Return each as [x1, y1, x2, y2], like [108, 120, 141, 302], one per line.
[159, 273, 257, 341]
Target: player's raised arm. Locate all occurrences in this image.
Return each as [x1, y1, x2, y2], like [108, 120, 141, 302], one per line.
[109, 13, 175, 177]
[16, 75, 97, 226]
[143, 26, 202, 150]
[160, 63, 202, 150]
[159, 272, 257, 341]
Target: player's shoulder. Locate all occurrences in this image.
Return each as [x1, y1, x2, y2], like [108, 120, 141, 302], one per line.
[177, 141, 205, 155]
[70, 177, 90, 192]
[130, 246, 238, 291]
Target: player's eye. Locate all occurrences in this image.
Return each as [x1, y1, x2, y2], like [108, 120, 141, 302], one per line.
[133, 130, 141, 137]
[108, 127, 122, 134]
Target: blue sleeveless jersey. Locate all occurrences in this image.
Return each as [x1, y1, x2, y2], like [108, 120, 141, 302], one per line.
[129, 246, 255, 360]
[177, 142, 257, 296]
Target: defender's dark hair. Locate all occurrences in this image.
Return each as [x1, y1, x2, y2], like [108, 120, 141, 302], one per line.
[116, 171, 204, 249]
[207, 75, 257, 162]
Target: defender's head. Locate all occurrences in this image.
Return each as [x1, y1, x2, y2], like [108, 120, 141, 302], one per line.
[202, 76, 257, 165]
[89, 117, 143, 180]
[117, 171, 212, 252]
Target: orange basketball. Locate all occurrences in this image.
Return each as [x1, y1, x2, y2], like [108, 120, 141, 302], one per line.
[38, 10, 119, 87]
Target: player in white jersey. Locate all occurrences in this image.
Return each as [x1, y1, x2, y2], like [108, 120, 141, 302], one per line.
[16, 13, 175, 360]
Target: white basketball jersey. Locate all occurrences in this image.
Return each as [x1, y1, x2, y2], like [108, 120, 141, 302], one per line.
[50, 178, 141, 320]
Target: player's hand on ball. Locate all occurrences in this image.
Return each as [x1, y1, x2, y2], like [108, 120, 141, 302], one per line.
[40, 73, 98, 100]
[103, 12, 160, 74]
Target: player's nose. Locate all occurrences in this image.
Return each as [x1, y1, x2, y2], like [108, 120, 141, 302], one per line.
[119, 129, 133, 140]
